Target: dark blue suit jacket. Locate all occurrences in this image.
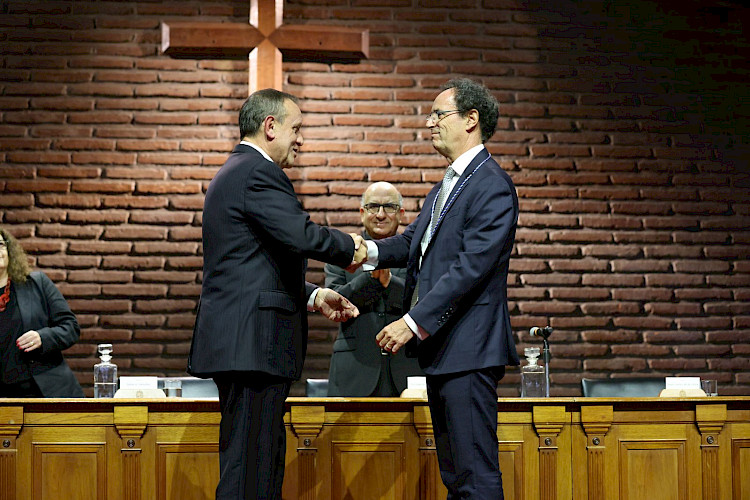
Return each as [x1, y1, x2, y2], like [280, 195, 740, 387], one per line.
[188, 144, 354, 380]
[376, 148, 520, 375]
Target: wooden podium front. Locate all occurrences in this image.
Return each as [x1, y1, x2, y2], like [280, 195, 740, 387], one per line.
[0, 397, 748, 500]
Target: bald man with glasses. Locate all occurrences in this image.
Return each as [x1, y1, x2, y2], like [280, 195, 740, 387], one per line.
[325, 182, 424, 397]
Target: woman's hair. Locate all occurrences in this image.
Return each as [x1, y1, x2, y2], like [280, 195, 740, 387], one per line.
[0, 227, 31, 283]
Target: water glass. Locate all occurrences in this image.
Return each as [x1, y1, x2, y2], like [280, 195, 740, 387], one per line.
[164, 379, 183, 397]
[701, 379, 718, 396]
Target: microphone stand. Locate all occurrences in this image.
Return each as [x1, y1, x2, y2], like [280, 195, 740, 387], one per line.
[531, 326, 553, 397]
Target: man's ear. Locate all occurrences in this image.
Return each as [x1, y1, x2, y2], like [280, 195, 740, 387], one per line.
[464, 109, 480, 134]
[263, 115, 276, 140]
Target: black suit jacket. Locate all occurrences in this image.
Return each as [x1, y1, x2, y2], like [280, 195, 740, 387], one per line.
[15, 272, 84, 397]
[188, 144, 355, 380]
[376, 148, 520, 375]
[325, 250, 423, 396]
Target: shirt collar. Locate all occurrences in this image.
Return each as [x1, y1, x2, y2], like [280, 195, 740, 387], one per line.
[449, 144, 485, 177]
[240, 140, 273, 163]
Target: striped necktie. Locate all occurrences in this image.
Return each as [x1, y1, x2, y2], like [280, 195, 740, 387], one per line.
[411, 166, 456, 309]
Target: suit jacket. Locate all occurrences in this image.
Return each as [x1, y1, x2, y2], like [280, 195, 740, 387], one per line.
[375, 148, 520, 375]
[14, 272, 85, 397]
[325, 238, 423, 396]
[188, 144, 355, 380]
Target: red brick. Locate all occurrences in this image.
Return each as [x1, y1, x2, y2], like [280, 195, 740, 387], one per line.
[68, 299, 131, 313]
[72, 152, 135, 165]
[6, 179, 70, 192]
[66, 210, 130, 224]
[584, 358, 648, 371]
[168, 227, 201, 241]
[103, 226, 167, 240]
[609, 258, 668, 272]
[133, 298, 196, 313]
[68, 241, 131, 254]
[36, 194, 101, 208]
[133, 329, 193, 342]
[132, 242, 198, 256]
[101, 284, 168, 297]
[611, 344, 672, 356]
[71, 180, 134, 193]
[67, 270, 132, 283]
[101, 195, 169, 209]
[36, 225, 102, 240]
[0, 194, 34, 207]
[99, 315, 165, 328]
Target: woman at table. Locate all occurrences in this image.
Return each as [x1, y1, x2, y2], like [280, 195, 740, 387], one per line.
[0, 228, 84, 398]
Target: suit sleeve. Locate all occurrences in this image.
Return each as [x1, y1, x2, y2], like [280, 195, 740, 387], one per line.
[246, 158, 354, 268]
[371, 217, 418, 269]
[34, 273, 80, 355]
[305, 281, 318, 299]
[409, 175, 516, 336]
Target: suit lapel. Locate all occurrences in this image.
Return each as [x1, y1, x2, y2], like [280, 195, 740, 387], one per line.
[424, 148, 490, 252]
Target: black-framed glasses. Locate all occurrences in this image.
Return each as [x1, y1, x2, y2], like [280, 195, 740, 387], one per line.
[426, 109, 460, 123]
[363, 203, 401, 215]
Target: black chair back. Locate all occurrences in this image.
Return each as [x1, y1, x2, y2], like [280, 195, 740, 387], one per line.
[306, 378, 329, 397]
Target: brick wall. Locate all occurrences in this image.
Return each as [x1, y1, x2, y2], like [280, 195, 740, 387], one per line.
[1, 0, 748, 396]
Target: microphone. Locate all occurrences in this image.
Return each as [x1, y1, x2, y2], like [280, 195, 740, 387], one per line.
[530, 326, 553, 338]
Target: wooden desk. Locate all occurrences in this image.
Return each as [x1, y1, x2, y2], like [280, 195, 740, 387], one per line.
[0, 397, 748, 500]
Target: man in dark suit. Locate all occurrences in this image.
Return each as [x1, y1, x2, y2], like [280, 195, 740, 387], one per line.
[325, 182, 423, 397]
[188, 88, 367, 500]
[363, 79, 520, 499]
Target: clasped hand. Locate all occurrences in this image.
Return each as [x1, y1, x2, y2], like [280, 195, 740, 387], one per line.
[346, 233, 368, 273]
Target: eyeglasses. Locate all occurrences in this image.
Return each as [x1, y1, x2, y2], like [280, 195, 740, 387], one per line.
[426, 109, 460, 123]
[363, 203, 401, 215]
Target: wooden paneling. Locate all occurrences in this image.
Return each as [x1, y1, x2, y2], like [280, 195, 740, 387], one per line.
[732, 438, 750, 500]
[619, 440, 686, 500]
[156, 444, 218, 500]
[332, 442, 405, 500]
[32, 444, 106, 500]
[0, 398, 748, 500]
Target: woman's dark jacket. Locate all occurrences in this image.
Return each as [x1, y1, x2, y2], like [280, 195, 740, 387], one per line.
[14, 271, 84, 397]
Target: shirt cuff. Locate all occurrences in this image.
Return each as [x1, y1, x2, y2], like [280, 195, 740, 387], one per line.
[403, 313, 428, 341]
[307, 287, 319, 312]
[361, 240, 379, 271]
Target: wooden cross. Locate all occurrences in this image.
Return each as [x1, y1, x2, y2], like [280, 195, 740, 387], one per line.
[161, 0, 369, 93]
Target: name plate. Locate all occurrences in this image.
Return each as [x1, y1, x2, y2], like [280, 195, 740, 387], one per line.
[665, 377, 700, 390]
[119, 376, 159, 390]
[661, 376, 705, 397]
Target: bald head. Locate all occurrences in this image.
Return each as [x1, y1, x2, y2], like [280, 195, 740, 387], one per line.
[360, 182, 404, 239]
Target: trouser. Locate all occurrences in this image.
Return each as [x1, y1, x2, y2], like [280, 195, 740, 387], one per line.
[426, 366, 505, 499]
[214, 372, 291, 500]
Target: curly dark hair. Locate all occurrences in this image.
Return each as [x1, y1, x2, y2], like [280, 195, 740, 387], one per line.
[440, 78, 500, 143]
[0, 228, 31, 283]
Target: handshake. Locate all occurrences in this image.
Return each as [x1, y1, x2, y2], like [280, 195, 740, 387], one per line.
[311, 233, 370, 324]
[345, 233, 369, 273]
